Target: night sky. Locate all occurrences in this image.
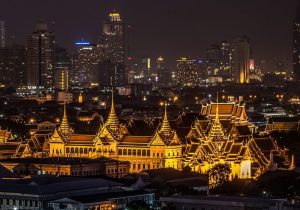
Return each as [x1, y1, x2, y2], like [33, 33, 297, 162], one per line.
[0, 0, 298, 71]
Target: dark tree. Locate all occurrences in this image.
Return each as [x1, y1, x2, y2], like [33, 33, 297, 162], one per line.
[208, 163, 231, 188]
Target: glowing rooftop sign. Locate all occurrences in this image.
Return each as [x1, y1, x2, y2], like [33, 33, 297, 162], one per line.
[75, 41, 91, 46]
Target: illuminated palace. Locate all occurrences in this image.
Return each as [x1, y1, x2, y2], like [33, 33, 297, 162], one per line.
[49, 96, 182, 173]
[183, 102, 291, 179]
[1, 95, 291, 178]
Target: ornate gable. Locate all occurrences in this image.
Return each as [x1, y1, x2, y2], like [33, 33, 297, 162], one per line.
[57, 102, 74, 137]
[49, 129, 65, 143]
[95, 90, 128, 143]
[154, 103, 181, 146]
[149, 132, 166, 146]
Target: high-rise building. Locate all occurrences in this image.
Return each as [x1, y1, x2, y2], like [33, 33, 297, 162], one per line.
[206, 45, 222, 83]
[206, 41, 232, 84]
[176, 57, 198, 87]
[10, 44, 27, 87]
[0, 44, 26, 88]
[156, 56, 171, 87]
[102, 12, 124, 64]
[249, 58, 262, 82]
[55, 47, 70, 90]
[26, 21, 55, 90]
[139, 56, 151, 83]
[75, 41, 100, 88]
[293, 2, 300, 81]
[98, 60, 115, 86]
[231, 37, 250, 84]
[69, 53, 79, 87]
[219, 41, 232, 82]
[0, 21, 5, 48]
[101, 12, 126, 86]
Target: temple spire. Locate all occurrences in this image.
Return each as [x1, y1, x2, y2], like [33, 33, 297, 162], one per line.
[59, 100, 72, 136]
[106, 88, 119, 131]
[208, 93, 225, 140]
[160, 102, 172, 136]
[289, 154, 296, 170]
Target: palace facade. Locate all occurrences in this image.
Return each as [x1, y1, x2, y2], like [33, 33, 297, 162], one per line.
[48, 96, 182, 173]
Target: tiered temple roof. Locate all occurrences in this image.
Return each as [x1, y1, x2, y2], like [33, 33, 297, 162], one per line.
[58, 101, 74, 137]
[184, 101, 290, 178]
[105, 91, 120, 132]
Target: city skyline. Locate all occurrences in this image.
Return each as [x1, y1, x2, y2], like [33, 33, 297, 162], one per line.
[0, 1, 300, 208]
[0, 0, 297, 71]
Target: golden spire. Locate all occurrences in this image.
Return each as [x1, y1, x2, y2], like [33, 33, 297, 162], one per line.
[208, 92, 225, 140]
[59, 100, 72, 136]
[106, 88, 119, 131]
[160, 102, 172, 136]
[289, 154, 296, 170]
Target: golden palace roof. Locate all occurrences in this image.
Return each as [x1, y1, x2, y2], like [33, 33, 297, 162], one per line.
[201, 102, 247, 121]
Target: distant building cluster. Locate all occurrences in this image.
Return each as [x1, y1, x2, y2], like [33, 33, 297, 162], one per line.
[0, 6, 297, 95]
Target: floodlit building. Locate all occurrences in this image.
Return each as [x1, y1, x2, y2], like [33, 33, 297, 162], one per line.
[101, 11, 127, 86]
[0, 98, 291, 180]
[183, 101, 290, 179]
[48, 95, 182, 173]
[231, 37, 250, 84]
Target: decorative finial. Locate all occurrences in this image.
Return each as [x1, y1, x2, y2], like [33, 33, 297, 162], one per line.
[111, 87, 114, 109]
[208, 92, 225, 140]
[105, 87, 119, 131]
[59, 100, 72, 136]
[164, 101, 168, 120]
[160, 101, 172, 136]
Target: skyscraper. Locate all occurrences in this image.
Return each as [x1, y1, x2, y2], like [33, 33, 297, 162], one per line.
[75, 41, 100, 88]
[219, 41, 232, 82]
[206, 44, 221, 83]
[139, 56, 151, 83]
[10, 44, 27, 87]
[0, 21, 5, 49]
[98, 60, 115, 86]
[0, 44, 26, 88]
[54, 47, 70, 90]
[293, 1, 300, 81]
[156, 56, 171, 87]
[206, 41, 232, 84]
[101, 12, 126, 86]
[26, 21, 55, 90]
[231, 37, 250, 84]
[176, 57, 198, 87]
